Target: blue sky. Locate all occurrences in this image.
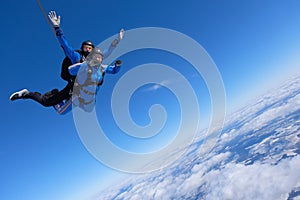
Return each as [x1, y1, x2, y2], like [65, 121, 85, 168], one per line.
[1, 0, 300, 200]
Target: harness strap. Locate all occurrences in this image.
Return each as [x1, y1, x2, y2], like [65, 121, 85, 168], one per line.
[71, 67, 106, 107]
[78, 96, 94, 105]
[81, 87, 97, 95]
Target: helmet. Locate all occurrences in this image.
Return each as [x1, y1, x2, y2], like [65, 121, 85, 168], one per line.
[86, 47, 103, 66]
[92, 47, 103, 56]
[81, 40, 95, 51]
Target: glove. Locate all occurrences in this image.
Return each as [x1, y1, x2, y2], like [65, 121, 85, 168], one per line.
[111, 28, 125, 47]
[115, 60, 122, 66]
[119, 28, 124, 40]
[48, 11, 60, 28]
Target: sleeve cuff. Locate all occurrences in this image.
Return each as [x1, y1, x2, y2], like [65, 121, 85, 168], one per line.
[55, 27, 63, 36]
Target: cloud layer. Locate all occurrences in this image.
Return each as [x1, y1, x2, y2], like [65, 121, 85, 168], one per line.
[98, 75, 300, 200]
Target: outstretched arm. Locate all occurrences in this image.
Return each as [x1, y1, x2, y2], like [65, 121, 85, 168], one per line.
[48, 11, 81, 64]
[102, 29, 125, 59]
[68, 62, 85, 76]
[104, 60, 122, 74]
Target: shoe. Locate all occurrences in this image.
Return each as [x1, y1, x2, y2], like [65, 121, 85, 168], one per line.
[9, 89, 29, 101]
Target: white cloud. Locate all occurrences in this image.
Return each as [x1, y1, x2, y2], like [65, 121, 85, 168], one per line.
[142, 80, 171, 92]
[203, 156, 300, 200]
[98, 75, 300, 200]
[100, 155, 300, 200]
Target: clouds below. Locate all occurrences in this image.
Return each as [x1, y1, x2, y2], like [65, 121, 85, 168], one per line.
[98, 76, 300, 200]
[203, 155, 300, 200]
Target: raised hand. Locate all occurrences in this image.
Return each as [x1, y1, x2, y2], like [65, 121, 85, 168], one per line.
[48, 11, 61, 28]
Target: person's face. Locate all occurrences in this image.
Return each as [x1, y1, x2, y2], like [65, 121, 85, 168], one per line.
[93, 54, 103, 64]
[82, 45, 93, 53]
[87, 53, 103, 66]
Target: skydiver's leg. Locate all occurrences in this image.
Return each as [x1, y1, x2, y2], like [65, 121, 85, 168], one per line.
[10, 83, 73, 107]
[44, 89, 59, 97]
[23, 85, 71, 107]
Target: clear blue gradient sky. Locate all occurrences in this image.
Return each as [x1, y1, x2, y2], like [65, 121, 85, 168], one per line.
[1, 0, 300, 200]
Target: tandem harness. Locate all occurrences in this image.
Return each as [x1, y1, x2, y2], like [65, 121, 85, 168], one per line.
[70, 66, 106, 107]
